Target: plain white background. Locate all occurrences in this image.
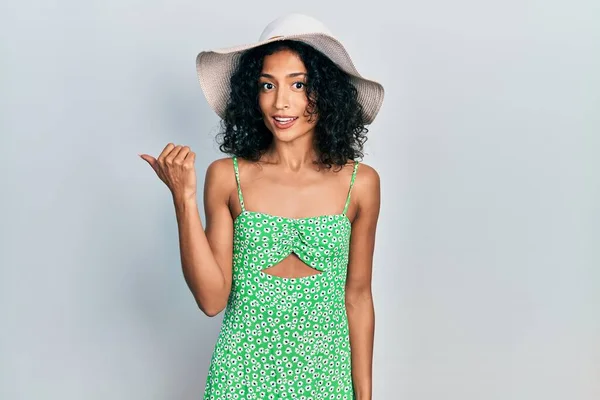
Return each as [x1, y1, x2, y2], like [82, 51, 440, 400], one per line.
[1, 1, 598, 399]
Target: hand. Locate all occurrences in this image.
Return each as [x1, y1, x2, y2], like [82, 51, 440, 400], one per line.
[139, 143, 197, 202]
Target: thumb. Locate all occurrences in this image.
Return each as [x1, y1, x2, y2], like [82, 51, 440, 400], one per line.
[139, 154, 158, 172]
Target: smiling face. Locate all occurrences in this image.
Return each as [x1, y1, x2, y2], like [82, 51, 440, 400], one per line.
[258, 49, 318, 143]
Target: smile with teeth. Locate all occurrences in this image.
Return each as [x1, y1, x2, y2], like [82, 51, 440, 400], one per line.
[273, 117, 297, 125]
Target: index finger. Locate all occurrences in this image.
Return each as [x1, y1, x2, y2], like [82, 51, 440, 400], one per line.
[157, 143, 176, 162]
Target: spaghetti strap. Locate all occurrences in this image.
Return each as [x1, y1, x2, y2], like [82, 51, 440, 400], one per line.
[232, 156, 245, 212]
[342, 161, 359, 215]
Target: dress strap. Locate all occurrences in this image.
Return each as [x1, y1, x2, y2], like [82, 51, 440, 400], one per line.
[343, 161, 359, 215]
[232, 156, 245, 212]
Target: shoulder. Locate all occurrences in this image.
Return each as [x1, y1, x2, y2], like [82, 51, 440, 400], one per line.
[352, 161, 380, 212]
[205, 157, 237, 195]
[354, 161, 380, 189]
[206, 156, 235, 178]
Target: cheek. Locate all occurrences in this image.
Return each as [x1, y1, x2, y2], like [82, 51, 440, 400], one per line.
[300, 96, 316, 122]
[258, 95, 268, 114]
[293, 95, 308, 116]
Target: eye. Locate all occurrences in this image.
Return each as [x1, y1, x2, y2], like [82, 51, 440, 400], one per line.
[260, 82, 275, 91]
[293, 82, 306, 90]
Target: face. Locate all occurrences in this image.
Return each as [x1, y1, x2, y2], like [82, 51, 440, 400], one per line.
[258, 49, 317, 143]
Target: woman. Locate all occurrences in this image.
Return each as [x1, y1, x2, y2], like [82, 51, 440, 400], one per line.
[140, 13, 384, 400]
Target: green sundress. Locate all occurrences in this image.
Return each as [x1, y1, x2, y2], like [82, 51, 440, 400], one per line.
[203, 156, 359, 400]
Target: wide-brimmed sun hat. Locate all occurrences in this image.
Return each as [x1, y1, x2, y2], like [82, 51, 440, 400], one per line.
[195, 13, 384, 124]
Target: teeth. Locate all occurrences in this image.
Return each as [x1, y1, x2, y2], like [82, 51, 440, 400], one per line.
[274, 117, 295, 122]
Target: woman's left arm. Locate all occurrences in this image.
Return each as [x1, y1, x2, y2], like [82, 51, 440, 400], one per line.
[345, 164, 381, 400]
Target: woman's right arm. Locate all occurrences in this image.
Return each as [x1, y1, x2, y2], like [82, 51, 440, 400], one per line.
[174, 158, 234, 317]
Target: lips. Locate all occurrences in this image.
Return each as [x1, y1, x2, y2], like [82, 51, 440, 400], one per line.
[272, 116, 298, 129]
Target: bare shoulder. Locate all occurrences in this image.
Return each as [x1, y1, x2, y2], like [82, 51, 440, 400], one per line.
[354, 161, 380, 192]
[353, 161, 381, 214]
[206, 156, 235, 175]
[204, 156, 236, 199]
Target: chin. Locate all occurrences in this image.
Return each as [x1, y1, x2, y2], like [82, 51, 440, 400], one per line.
[272, 130, 305, 142]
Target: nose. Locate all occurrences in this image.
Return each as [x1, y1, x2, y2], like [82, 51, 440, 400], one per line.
[274, 86, 290, 110]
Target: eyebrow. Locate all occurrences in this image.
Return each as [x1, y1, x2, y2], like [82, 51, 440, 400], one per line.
[259, 72, 307, 79]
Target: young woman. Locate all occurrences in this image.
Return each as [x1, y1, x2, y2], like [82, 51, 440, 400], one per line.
[140, 13, 384, 400]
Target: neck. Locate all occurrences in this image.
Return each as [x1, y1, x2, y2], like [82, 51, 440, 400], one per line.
[263, 134, 318, 171]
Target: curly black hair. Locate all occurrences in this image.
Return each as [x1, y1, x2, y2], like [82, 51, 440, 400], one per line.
[216, 40, 369, 169]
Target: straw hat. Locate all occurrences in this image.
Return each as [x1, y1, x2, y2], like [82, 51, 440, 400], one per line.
[195, 13, 384, 124]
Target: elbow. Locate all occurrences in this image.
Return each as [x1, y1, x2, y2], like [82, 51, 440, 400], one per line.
[203, 308, 222, 318]
[191, 281, 230, 317]
[197, 299, 226, 317]
[345, 286, 373, 308]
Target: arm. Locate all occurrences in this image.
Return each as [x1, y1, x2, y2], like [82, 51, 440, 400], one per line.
[174, 158, 234, 317]
[345, 164, 381, 400]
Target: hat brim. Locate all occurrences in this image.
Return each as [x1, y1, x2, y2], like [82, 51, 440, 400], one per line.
[196, 33, 384, 125]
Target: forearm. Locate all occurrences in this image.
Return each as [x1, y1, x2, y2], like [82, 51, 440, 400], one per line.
[173, 195, 228, 316]
[346, 290, 375, 400]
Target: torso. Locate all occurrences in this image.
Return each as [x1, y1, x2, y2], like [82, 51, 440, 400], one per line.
[227, 157, 359, 279]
